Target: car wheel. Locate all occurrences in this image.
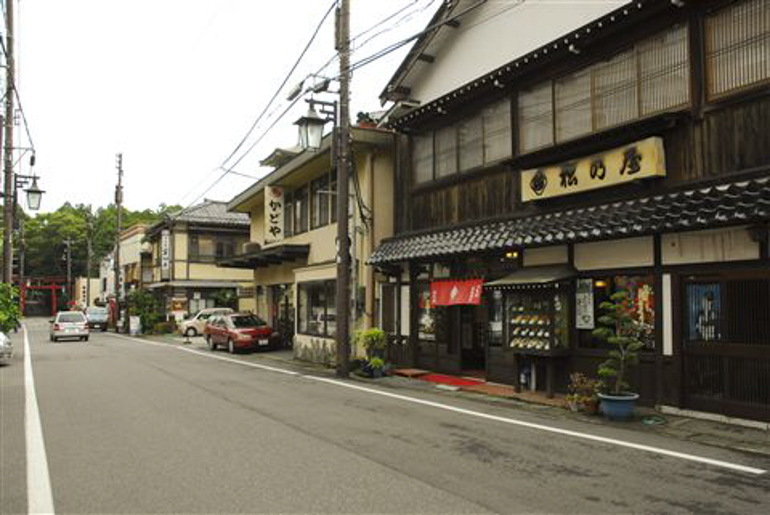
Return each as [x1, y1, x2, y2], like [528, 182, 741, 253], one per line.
[227, 338, 236, 354]
[52, 337, 57, 342]
[185, 327, 197, 337]
[206, 335, 216, 351]
[84, 336, 89, 342]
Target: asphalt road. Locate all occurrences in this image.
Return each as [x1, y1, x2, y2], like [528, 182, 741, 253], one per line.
[2, 318, 769, 514]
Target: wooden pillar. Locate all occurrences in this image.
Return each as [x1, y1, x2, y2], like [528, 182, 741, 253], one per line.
[654, 234, 664, 407]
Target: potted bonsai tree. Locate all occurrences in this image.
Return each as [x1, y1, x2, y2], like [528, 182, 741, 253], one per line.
[592, 290, 644, 420]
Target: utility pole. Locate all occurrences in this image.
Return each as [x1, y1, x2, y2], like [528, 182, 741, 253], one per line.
[63, 238, 72, 308]
[334, 0, 351, 378]
[86, 217, 93, 308]
[114, 154, 123, 331]
[3, 0, 15, 284]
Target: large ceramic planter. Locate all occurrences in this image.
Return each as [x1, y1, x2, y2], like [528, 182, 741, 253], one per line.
[598, 392, 639, 421]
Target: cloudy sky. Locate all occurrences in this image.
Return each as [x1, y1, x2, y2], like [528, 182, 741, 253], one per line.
[13, 0, 438, 213]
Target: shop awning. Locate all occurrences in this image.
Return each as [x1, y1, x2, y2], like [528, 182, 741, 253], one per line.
[484, 266, 575, 288]
[368, 173, 770, 265]
[216, 244, 310, 269]
[145, 281, 242, 290]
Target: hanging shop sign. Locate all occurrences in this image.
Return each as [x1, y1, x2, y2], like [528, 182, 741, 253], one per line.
[430, 279, 484, 307]
[575, 278, 595, 330]
[521, 136, 665, 202]
[160, 229, 171, 281]
[265, 186, 284, 244]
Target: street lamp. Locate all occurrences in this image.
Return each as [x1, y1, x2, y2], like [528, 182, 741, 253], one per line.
[294, 105, 329, 152]
[24, 176, 44, 211]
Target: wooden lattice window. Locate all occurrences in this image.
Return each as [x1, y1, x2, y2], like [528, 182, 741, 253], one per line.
[706, 0, 770, 99]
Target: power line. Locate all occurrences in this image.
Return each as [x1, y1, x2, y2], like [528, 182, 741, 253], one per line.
[0, 36, 35, 155]
[217, 0, 336, 171]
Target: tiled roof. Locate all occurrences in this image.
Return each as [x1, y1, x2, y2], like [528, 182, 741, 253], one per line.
[369, 175, 770, 265]
[172, 200, 249, 226]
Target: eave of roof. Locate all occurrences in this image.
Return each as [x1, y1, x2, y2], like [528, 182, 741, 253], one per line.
[389, 0, 676, 130]
[227, 127, 395, 213]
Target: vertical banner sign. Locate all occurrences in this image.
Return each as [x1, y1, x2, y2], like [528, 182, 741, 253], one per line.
[265, 186, 284, 244]
[160, 229, 171, 281]
[575, 278, 595, 330]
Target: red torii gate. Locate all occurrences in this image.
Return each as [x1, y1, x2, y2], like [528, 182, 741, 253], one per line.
[21, 276, 68, 317]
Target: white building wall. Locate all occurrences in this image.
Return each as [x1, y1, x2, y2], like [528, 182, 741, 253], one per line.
[407, 0, 625, 104]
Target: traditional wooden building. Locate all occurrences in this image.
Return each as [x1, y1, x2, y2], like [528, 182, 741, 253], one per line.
[144, 200, 255, 321]
[370, 0, 770, 422]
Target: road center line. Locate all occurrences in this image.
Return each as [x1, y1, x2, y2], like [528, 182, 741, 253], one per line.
[114, 333, 767, 476]
[23, 324, 56, 515]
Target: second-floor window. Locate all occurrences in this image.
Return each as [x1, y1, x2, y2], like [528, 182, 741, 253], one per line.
[189, 234, 246, 262]
[283, 170, 337, 236]
[706, 0, 770, 99]
[518, 24, 690, 153]
[412, 98, 512, 185]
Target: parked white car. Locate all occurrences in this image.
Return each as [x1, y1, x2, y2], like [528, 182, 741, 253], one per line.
[178, 307, 233, 337]
[50, 311, 90, 342]
[0, 332, 12, 364]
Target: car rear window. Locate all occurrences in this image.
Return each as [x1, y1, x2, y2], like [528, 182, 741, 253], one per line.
[59, 313, 86, 323]
[86, 308, 107, 315]
[231, 315, 266, 328]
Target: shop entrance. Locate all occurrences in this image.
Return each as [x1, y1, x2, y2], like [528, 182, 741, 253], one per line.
[268, 284, 294, 349]
[682, 272, 770, 422]
[460, 304, 486, 374]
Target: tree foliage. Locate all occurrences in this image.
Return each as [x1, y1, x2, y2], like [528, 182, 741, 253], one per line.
[0, 284, 21, 333]
[21, 203, 181, 279]
[592, 291, 645, 395]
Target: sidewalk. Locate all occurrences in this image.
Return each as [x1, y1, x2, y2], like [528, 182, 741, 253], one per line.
[137, 332, 770, 459]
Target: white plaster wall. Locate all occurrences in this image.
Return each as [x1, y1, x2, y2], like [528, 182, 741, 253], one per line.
[662, 226, 759, 265]
[524, 245, 568, 267]
[574, 237, 654, 270]
[408, 0, 624, 104]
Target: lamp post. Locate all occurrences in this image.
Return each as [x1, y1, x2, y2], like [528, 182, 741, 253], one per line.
[294, 0, 351, 378]
[1, 172, 44, 283]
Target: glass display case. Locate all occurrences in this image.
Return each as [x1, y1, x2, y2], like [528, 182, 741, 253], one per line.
[505, 288, 569, 355]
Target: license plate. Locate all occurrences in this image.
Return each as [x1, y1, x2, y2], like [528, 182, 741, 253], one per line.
[258, 339, 269, 346]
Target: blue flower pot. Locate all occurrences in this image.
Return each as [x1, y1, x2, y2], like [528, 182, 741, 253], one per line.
[598, 392, 639, 421]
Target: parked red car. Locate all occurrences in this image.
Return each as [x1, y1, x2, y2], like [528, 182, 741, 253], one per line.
[204, 313, 280, 354]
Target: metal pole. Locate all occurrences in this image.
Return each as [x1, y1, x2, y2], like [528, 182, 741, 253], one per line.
[334, 0, 351, 378]
[3, 1, 15, 284]
[86, 218, 92, 308]
[64, 239, 72, 308]
[114, 154, 123, 331]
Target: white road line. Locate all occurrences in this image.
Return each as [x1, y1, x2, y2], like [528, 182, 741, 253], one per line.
[113, 333, 767, 476]
[23, 325, 56, 515]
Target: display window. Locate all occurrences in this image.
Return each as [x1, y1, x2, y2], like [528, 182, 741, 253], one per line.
[578, 274, 655, 349]
[504, 289, 568, 351]
[297, 280, 336, 337]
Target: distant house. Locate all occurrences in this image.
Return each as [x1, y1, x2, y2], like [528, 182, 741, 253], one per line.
[144, 200, 255, 321]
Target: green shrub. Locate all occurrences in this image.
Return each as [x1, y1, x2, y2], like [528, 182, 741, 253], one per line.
[0, 283, 20, 334]
[355, 327, 386, 358]
[152, 321, 176, 334]
[592, 291, 644, 395]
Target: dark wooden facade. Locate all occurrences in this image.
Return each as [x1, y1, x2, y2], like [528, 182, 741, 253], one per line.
[381, 0, 770, 421]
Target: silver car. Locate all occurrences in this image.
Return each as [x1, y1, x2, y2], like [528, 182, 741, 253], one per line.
[0, 332, 12, 363]
[50, 311, 90, 342]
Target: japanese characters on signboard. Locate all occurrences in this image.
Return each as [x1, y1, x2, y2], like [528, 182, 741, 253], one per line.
[430, 279, 484, 307]
[575, 278, 595, 330]
[265, 186, 284, 244]
[521, 137, 666, 202]
[160, 229, 171, 281]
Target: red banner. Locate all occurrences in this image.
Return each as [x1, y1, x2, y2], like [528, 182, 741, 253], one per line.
[430, 279, 483, 307]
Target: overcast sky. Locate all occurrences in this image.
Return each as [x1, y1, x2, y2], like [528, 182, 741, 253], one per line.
[13, 0, 437, 213]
